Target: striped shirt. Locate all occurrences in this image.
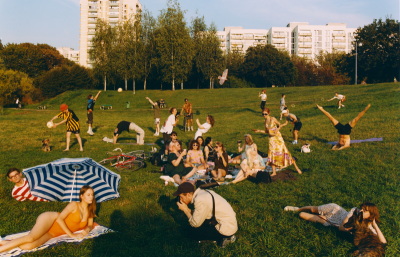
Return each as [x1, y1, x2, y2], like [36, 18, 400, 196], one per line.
[58, 109, 80, 131]
[12, 178, 47, 202]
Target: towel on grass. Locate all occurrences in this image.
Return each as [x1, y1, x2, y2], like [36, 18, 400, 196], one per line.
[0, 223, 114, 257]
[327, 137, 383, 145]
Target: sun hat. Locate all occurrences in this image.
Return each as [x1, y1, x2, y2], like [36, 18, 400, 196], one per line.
[60, 104, 68, 111]
[173, 182, 195, 196]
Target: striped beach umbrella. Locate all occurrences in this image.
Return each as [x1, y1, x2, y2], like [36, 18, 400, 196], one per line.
[22, 158, 121, 203]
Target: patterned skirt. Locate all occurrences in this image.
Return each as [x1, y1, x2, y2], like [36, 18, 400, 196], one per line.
[266, 131, 294, 168]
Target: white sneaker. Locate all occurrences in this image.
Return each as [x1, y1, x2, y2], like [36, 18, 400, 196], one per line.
[154, 133, 158, 136]
[284, 206, 299, 211]
[342, 105, 345, 107]
[292, 140, 298, 145]
[338, 107, 341, 109]
[191, 126, 194, 131]
[89, 131, 94, 136]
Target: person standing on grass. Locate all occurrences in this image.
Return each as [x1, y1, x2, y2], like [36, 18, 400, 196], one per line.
[283, 202, 387, 244]
[175, 182, 238, 248]
[259, 90, 267, 110]
[327, 92, 346, 109]
[160, 107, 179, 146]
[49, 104, 83, 151]
[254, 108, 302, 176]
[15, 98, 20, 109]
[86, 91, 101, 136]
[194, 115, 214, 140]
[282, 111, 302, 145]
[145, 97, 161, 136]
[180, 98, 193, 131]
[316, 104, 371, 150]
[0, 186, 96, 253]
[279, 94, 287, 120]
[112, 121, 145, 145]
[7, 168, 48, 202]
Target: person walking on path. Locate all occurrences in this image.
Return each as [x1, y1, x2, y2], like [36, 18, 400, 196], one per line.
[327, 92, 346, 109]
[180, 98, 193, 131]
[49, 104, 83, 151]
[86, 91, 101, 136]
[259, 90, 267, 110]
[316, 104, 371, 150]
[146, 97, 161, 136]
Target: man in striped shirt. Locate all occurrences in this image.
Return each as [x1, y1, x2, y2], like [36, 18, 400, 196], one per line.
[49, 104, 83, 151]
[7, 168, 47, 202]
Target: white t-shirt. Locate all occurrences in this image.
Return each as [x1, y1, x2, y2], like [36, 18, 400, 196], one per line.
[280, 97, 285, 107]
[260, 93, 267, 101]
[160, 114, 175, 134]
[194, 122, 212, 139]
[334, 94, 344, 100]
[16, 99, 19, 104]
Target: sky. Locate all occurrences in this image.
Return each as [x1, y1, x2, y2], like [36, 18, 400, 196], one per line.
[0, 0, 398, 50]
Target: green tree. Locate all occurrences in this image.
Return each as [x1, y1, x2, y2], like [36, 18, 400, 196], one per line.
[89, 19, 115, 91]
[0, 40, 3, 51]
[156, 0, 193, 90]
[190, 14, 207, 89]
[225, 50, 245, 77]
[241, 45, 297, 87]
[0, 68, 35, 106]
[141, 9, 157, 90]
[127, 12, 143, 94]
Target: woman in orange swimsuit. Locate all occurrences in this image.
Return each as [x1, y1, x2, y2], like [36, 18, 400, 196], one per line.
[0, 185, 96, 253]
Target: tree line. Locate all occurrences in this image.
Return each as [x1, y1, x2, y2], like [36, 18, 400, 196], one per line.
[0, 0, 398, 106]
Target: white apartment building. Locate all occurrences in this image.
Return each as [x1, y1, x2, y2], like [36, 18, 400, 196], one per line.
[218, 27, 268, 54]
[57, 47, 80, 64]
[79, 0, 142, 67]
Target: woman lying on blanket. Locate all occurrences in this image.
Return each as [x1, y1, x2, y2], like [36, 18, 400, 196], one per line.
[231, 148, 266, 184]
[0, 185, 96, 253]
[316, 104, 371, 150]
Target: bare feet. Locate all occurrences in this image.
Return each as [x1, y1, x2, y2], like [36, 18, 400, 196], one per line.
[316, 104, 323, 111]
[271, 173, 277, 177]
[63, 149, 70, 152]
[80, 148, 83, 152]
[365, 104, 371, 111]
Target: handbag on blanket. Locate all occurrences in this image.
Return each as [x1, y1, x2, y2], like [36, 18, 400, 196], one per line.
[195, 178, 219, 189]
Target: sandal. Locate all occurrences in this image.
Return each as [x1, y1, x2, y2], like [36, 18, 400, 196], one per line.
[284, 206, 299, 212]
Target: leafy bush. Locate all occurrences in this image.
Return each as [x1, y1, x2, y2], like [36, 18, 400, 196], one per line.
[0, 68, 35, 106]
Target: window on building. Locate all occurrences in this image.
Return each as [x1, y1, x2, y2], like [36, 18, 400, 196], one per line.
[325, 42, 330, 47]
[326, 30, 330, 36]
[318, 36, 322, 41]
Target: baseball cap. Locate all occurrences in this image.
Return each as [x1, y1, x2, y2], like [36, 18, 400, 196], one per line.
[60, 104, 68, 111]
[173, 182, 195, 196]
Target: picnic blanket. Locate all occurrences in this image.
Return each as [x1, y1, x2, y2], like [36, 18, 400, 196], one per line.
[327, 137, 383, 145]
[0, 223, 114, 257]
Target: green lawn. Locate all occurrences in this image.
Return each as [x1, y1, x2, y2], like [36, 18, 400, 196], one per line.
[0, 83, 399, 256]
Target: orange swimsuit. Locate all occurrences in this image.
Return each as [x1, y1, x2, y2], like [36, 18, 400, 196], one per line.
[48, 202, 88, 237]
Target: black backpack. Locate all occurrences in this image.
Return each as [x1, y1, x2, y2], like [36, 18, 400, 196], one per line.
[151, 153, 162, 166]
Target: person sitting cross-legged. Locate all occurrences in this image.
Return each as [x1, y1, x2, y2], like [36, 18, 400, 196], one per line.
[175, 182, 238, 248]
[164, 141, 197, 185]
[185, 139, 208, 170]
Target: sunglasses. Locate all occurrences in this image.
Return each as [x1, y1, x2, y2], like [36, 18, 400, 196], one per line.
[214, 146, 220, 148]
[171, 134, 177, 137]
[262, 113, 269, 116]
[193, 144, 198, 146]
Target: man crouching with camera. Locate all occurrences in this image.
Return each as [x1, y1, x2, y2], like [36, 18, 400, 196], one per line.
[174, 182, 238, 248]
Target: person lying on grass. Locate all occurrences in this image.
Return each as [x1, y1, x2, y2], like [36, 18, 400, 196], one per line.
[185, 139, 208, 170]
[211, 142, 229, 182]
[254, 108, 302, 176]
[175, 182, 238, 248]
[284, 202, 386, 244]
[316, 104, 371, 150]
[49, 104, 83, 151]
[0, 185, 96, 253]
[113, 121, 145, 145]
[7, 168, 47, 202]
[164, 141, 197, 185]
[231, 148, 266, 184]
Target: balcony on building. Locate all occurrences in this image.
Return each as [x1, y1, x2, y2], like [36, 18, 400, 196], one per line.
[298, 43, 312, 48]
[298, 32, 312, 36]
[220, 42, 226, 47]
[88, 29, 96, 35]
[332, 32, 345, 37]
[244, 34, 254, 40]
[299, 37, 312, 42]
[253, 41, 265, 46]
[218, 36, 225, 41]
[109, 7, 119, 12]
[298, 49, 312, 54]
[273, 32, 285, 38]
[88, 18, 97, 24]
[272, 39, 285, 44]
[88, 6, 97, 12]
[254, 35, 266, 40]
[332, 44, 346, 49]
[109, 13, 119, 18]
[109, 18, 119, 23]
[333, 38, 346, 43]
[274, 44, 286, 49]
[109, 1, 119, 7]
[231, 34, 244, 40]
[88, 24, 96, 29]
[88, 12, 98, 18]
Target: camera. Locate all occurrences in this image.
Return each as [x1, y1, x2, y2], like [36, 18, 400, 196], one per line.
[237, 140, 242, 144]
[176, 111, 181, 118]
[176, 196, 181, 204]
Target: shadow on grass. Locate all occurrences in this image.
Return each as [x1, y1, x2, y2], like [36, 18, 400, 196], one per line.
[236, 108, 259, 114]
[70, 137, 87, 149]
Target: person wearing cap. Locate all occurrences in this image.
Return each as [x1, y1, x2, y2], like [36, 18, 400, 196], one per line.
[258, 90, 267, 110]
[175, 182, 238, 248]
[48, 104, 83, 151]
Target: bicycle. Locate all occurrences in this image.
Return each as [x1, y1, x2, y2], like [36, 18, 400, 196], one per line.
[99, 154, 144, 172]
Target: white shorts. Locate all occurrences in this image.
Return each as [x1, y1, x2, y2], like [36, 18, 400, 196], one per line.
[155, 118, 160, 124]
[281, 109, 288, 114]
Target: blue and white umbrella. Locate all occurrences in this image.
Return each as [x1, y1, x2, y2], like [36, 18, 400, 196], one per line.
[22, 158, 121, 203]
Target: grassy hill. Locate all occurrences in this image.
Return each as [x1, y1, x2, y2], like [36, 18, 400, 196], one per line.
[0, 83, 399, 256]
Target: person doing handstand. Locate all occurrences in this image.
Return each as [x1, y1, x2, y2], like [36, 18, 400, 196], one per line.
[316, 104, 371, 150]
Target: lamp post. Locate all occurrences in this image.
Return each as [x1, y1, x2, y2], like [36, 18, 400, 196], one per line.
[355, 41, 362, 85]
